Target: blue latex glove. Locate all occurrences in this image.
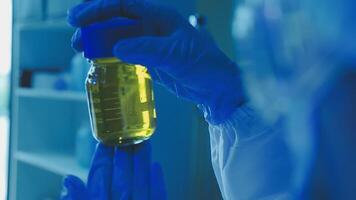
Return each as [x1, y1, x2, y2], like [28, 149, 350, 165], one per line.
[61, 142, 167, 200]
[67, 0, 245, 125]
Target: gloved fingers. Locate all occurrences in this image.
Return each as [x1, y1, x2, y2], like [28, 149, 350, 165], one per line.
[67, 0, 147, 27]
[61, 175, 88, 200]
[147, 67, 195, 100]
[113, 30, 207, 82]
[113, 35, 183, 74]
[133, 141, 151, 200]
[147, 67, 165, 84]
[87, 143, 114, 199]
[68, 0, 185, 34]
[113, 34, 217, 102]
[150, 163, 167, 200]
[111, 145, 134, 200]
[67, 1, 91, 27]
[71, 29, 83, 52]
[147, 68, 175, 89]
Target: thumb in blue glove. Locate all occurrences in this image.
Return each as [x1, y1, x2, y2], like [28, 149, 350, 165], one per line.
[68, 0, 246, 125]
[61, 142, 167, 200]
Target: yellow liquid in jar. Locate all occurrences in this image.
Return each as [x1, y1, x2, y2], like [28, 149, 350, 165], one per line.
[86, 58, 156, 146]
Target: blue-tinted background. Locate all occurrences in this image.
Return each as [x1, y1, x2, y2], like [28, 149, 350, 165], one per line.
[7, 0, 356, 199]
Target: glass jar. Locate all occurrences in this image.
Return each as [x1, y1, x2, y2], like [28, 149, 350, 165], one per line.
[86, 57, 156, 146]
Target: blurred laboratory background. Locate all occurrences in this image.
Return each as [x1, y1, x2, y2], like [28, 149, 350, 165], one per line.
[3, 0, 236, 199]
[4, 0, 356, 199]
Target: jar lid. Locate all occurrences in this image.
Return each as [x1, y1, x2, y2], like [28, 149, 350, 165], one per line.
[81, 17, 143, 59]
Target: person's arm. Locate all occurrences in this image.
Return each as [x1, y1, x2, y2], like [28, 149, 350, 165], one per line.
[206, 104, 295, 199]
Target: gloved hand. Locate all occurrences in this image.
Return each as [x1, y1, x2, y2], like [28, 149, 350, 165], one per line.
[61, 141, 166, 200]
[67, 0, 245, 124]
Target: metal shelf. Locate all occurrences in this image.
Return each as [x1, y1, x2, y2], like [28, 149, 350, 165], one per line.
[16, 88, 86, 102]
[15, 151, 88, 181]
[14, 20, 72, 31]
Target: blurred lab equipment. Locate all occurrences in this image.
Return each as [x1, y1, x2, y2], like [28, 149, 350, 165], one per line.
[188, 14, 207, 29]
[32, 72, 70, 90]
[23, 53, 89, 91]
[81, 18, 157, 146]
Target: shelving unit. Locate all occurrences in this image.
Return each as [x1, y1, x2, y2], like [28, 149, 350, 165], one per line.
[16, 88, 86, 102]
[15, 151, 87, 181]
[9, 95, 90, 199]
[9, 2, 91, 198]
[9, 87, 90, 199]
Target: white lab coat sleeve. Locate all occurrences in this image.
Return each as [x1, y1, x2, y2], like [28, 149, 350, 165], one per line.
[208, 104, 294, 200]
